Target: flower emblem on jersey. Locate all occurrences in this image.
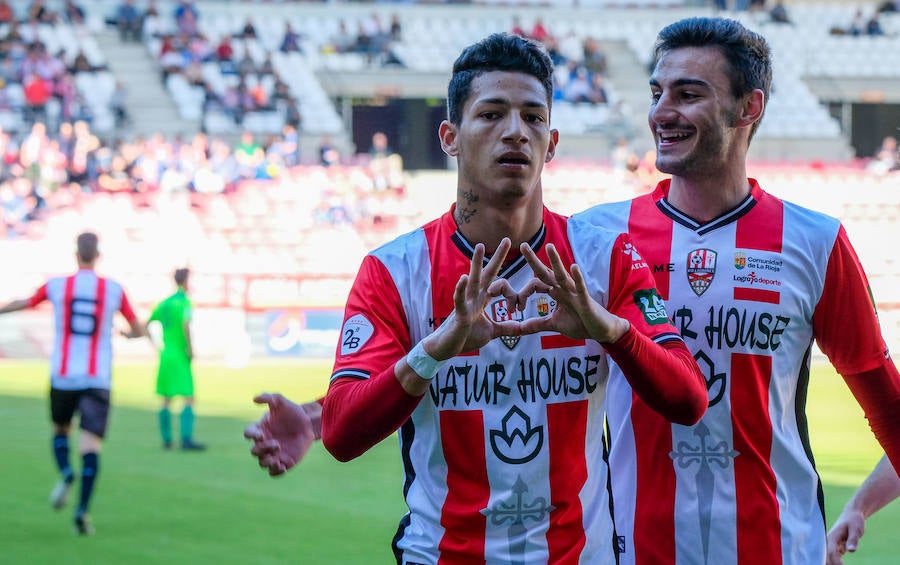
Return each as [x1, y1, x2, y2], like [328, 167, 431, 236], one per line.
[686, 249, 717, 296]
[489, 406, 544, 464]
[488, 297, 524, 350]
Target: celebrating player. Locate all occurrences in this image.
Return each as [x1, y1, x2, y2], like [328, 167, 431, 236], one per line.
[0, 231, 146, 535]
[576, 17, 900, 564]
[148, 267, 205, 451]
[246, 32, 707, 563]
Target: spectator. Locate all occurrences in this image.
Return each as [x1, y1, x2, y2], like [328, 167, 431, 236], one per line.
[28, 0, 56, 24]
[283, 98, 301, 130]
[866, 12, 885, 35]
[111, 81, 129, 127]
[319, 135, 340, 167]
[530, 18, 549, 43]
[770, 0, 792, 24]
[215, 35, 233, 62]
[238, 17, 257, 40]
[63, 0, 85, 26]
[174, 1, 198, 37]
[23, 72, 52, 124]
[280, 22, 301, 53]
[388, 13, 402, 42]
[867, 135, 899, 174]
[329, 19, 355, 54]
[115, 0, 142, 42]
[0, 1, 13, 25]
[71, 50, 94, 74]
[582, 37, 607, 76]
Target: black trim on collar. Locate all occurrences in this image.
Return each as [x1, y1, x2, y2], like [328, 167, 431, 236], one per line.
[450, 224, 547, 279]
[656, 192, 757, 236]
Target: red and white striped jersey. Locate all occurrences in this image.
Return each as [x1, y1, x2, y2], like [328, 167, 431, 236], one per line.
[28, 269, 137, 390]
[576, 179, 889, 565]
[330, 207, 686, 565]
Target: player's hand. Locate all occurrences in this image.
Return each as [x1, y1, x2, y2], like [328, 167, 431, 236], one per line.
[826, 508, 866, 565]
[243, 394, 319, 477]
[426, 238, 522, 358]
[496, 242, 628, 343]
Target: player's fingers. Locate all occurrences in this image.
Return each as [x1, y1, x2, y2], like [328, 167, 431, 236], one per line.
[243, 423, 263, 440]
[520, 243, 554, 285]
[570, 263, 590, 297]
[545, 244, 573, 289]
[268, 463, 286, 477]
[250, 440, 280, 457]
[253, 393, 283, 408]
[487, 279, 527, 311]
[845, 523, 864, 552]
[482, 238, 511, 284]
[468, 243, 486, 288]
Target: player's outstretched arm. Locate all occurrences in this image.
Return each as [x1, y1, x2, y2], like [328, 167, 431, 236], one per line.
[0, 298, 30, 315]
[244, 394, 321, 476]
[827, 455, 900, 564]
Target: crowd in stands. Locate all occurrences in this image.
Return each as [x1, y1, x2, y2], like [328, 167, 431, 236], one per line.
[0, 117, 414, 243]
[0, 0, 117, 132]
[509, 17, 612, 106]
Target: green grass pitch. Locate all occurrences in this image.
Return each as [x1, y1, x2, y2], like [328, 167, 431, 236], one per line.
[0, 360, 896, 564]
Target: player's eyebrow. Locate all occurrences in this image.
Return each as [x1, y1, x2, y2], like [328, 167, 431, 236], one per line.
[477, 97, 547, 110]
[649, 77, 711, 89]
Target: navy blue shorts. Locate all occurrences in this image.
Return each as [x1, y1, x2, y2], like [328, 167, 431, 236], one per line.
[50, 388, 111, 438]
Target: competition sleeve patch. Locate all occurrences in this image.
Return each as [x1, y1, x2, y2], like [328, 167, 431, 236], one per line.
[339, 313, 375, 356]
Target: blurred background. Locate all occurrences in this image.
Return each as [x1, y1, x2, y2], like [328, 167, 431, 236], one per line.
[0, 0, 896, 364]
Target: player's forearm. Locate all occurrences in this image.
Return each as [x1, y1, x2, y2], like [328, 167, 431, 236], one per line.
[842, 455, 900, 519]
[843, 362, 900, 471]
[322, 367, 422, 462]
[604, 325, 707, 425]
[0, 298, 30, 314]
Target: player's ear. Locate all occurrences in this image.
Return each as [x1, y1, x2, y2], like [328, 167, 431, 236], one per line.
[545, 128, 559, 163]
[439, 120, 458, 157]
[737, 89, 765, 129]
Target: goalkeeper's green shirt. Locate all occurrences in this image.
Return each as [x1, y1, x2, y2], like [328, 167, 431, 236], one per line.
[149, 288, 192, 354]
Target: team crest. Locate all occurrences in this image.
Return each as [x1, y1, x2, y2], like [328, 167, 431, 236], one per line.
[687, 249, 717, 296]
[536, 294, 551, 317]
[734, 252, 747, 270]
[489, 298, 524, 349]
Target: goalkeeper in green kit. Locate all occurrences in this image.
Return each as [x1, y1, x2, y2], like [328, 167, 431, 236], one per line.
[149, 268, 205, 451]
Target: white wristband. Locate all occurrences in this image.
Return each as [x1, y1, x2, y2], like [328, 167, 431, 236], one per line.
[406, 341, 447, 381]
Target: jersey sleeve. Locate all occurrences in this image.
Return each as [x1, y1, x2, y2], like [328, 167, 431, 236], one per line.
[602, 232, 707, 425]
[118, 289, 138, 324]
[322, 254, 422, 462]
[813, 225, 887, 375]
[27, 283, 49, 308]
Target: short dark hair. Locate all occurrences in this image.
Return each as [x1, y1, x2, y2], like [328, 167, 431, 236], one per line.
[652, 17, 772, 139]
[174, 268, 190, 286]
[76, 232, 99, 263]
[447, 33, 554, 126]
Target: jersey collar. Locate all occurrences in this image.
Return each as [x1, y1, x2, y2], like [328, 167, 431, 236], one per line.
[653, 178, 762, 235]
[445, 204, 547, 280]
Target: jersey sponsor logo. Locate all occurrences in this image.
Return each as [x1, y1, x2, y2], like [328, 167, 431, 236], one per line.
[428, 353, 604, 409]
[481, 473, 555, 564]
[340, 313, 375, 356]
[633, 288, 669, 325]
[536, 295, 551, 317]
[653, 263, 675, 273]
[489, 406, 544, 464]
[734, 251, 783, 273]
[687, 249, 717, 296]
[489, 297, 524, 349]
[732, 271, 782, 287]
[623, 242, 648, 270]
